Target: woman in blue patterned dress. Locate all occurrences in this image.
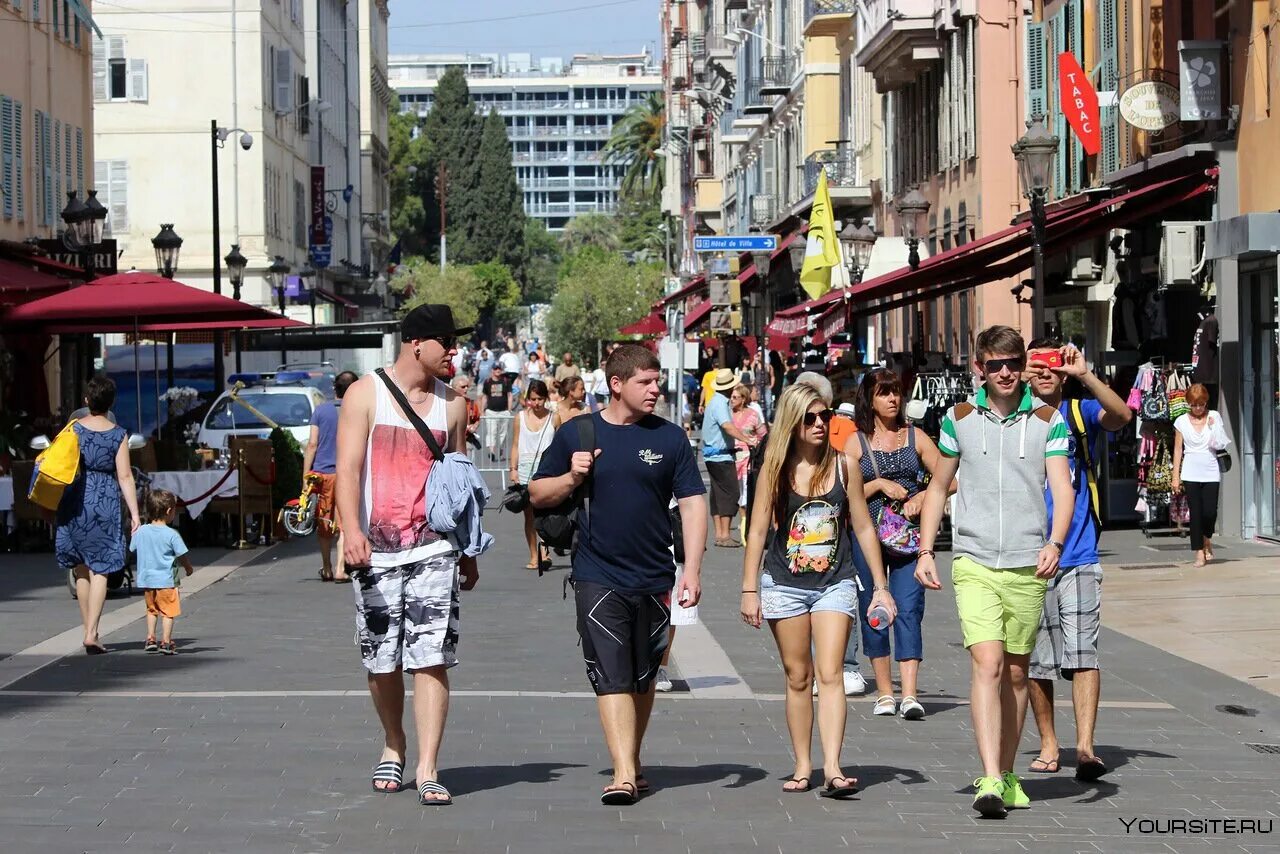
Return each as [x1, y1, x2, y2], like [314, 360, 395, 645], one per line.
[55, 377, 139, 654]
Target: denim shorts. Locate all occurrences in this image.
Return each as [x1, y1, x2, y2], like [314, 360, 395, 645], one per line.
[760, 573, 859, 621]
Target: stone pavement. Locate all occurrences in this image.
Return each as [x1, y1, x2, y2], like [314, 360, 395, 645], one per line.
[1, 495, 1279, 853]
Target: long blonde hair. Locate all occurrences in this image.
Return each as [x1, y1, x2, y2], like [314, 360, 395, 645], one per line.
[760, 383, 839, 528]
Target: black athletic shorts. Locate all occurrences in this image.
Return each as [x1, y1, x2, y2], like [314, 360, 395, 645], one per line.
[705, 459, 739, 517]
[575, 580, 671, 695]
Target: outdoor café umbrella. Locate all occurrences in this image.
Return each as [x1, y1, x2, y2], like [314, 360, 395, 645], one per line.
[619, 310, 667, 337]
[3, 271, 306, 433]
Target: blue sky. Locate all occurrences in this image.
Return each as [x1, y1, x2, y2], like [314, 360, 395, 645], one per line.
[388, 0, 660, 61]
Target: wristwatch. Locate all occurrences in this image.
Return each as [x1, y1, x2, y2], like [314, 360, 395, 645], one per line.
[1048, 540, 1064, 553]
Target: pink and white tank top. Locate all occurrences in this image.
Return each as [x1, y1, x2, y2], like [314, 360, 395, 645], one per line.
[360, 373, 452, 566]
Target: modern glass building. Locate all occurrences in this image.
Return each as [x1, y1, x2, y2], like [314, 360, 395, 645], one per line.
[389, 52, 661, 231]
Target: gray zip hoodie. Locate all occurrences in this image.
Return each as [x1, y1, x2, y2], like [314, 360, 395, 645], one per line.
[938, 384, 1071, 569]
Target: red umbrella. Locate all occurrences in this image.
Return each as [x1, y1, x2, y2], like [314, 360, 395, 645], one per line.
[619, 311, 667, 337]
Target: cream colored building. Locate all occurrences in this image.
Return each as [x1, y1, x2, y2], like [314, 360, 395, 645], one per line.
[358, 0, 393, 277]
[0, 0, 97, 244]
[90, 0, 315, 310]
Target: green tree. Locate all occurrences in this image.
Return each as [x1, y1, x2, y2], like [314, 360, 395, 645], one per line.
[471, 261, 521, 314]
[388, 102, 433, 258]
[462, 110, 526, 269]
[421, 68, 482, 264]
[520, 219, 560, 304]
[546, 247, 663, 361]
[394, 260, 486, 331]
[560, 213, 620, 254]
[617, 194, 667, 261]
[604, 92, 666, 201]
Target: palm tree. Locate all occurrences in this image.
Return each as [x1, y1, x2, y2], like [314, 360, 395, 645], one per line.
[561, 213, 621, 253]
[604, 92, 665, 200]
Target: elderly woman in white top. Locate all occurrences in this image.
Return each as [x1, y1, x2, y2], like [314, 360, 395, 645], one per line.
[1172, 382, 1231, 567]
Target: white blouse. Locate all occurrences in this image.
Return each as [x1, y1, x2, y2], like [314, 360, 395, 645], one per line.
[1173, 411, 1230, 483]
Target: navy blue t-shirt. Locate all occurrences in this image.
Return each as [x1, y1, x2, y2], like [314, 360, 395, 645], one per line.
[533, 411, 705, 594]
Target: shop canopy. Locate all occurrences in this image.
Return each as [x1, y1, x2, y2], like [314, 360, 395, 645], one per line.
[682, 300, 713, 331]
[769, 172, 1215, 336]
[2, 271, 305, 333]
[619, 311, 667, 337]
[0, 258, 77, 307]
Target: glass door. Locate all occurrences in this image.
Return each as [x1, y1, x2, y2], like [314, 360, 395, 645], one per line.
[1244, 264, 1279, 541]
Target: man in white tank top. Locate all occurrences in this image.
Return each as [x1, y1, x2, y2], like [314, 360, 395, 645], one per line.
[335, 304, 478, 806]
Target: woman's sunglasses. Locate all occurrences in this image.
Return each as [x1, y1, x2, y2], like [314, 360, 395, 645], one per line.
[803, 409, 835, 426]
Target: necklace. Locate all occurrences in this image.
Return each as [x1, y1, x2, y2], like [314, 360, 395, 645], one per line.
[389, 366, 430, 405]
[871, 424, 903, 452]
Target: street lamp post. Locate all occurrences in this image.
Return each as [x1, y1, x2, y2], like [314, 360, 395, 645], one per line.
[748, 232, 773, 413]
[839, 220, 877, 358]
[893, 187, 931, 271]
[59, 190, 109, 404]
[1011, 115, 1060, 337]
[150, 224, 184, 428]
[211, 121, 254, 391]
[298, 261, 317, 326]
[223, 244, 249, 373]
[266, 255, 292, 363]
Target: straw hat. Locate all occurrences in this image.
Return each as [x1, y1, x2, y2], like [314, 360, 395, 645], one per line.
[711, 368, 742, 392]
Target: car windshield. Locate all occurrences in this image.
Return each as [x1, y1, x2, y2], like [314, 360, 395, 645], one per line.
[204, 393, 312, 430]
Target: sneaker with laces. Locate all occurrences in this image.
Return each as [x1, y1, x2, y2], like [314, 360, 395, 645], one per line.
[972, 776, 1007, 818]
[842, 668, 867, 696]
[1001, 771, 1030, 809]
[144, 638, 158, 653]
[654, 667, 673, 693]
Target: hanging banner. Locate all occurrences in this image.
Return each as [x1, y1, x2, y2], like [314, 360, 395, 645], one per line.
[310, 165, 326, 245]
[1178, 40, 1225, 121]
[1057, 52, 1101, 155]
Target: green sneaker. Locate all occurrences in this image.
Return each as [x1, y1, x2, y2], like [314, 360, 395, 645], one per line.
[1001, 771, 1030, 809]
[972, 776, 1007, 818]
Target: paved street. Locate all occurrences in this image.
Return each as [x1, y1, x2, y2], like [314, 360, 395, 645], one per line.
[2, 488, 1279, 854]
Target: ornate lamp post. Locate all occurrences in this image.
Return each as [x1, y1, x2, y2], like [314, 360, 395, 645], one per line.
[266, 255, 292, 362]
[1011, 115, 1060, 336]
[150, 224, 184, 280]
[893, 186, 931, 271]
[297, 261, 318, 326]
[223, 244, 249, 373]
[840, 219, 877, 284]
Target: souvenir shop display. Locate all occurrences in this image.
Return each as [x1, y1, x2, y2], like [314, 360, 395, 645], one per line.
[904, 370, 976, 435]
[1128, 359, 1195, 537]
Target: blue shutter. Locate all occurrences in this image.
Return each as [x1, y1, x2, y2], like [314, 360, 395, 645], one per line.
[14, 101, 23, 222]
[52, 0, 58, 34]
[34, 0, 40, 25]
[1049, 10, 1067, 199]
[1098, 0, 1120, 177]
[1068, 0, 1084, 191]
[1, 96, 13, 220]
[64, 123, 71, 196]
[1026, 22, 1047, 121]
[53, 119, 61, 214]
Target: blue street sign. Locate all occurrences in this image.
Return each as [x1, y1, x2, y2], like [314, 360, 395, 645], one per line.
[310, 243, 332, 269]
[694, 235, 778, 253]
[322, 215, 334, 242]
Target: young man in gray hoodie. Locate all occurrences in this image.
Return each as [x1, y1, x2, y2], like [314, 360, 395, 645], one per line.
[913, 325, 1075, 818]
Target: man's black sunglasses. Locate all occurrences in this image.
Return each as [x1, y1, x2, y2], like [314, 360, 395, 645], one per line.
[803, 408, 835, 426]
[425, 335, 457, 350]
[983, 357, 1025, 375]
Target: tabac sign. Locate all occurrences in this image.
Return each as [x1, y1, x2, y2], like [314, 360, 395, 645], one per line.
[1057, 52, 1100, 155]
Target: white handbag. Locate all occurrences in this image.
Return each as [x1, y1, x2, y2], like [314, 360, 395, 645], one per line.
[905, 376, 929, 422]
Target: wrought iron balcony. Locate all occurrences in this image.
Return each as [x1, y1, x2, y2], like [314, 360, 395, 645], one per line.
[804, 0, 857, 36]
[803, 147, 860, 197]
[759, 55, 795, 95]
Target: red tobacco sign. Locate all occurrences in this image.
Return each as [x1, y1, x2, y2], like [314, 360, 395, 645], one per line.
[1058, 52, 1100, 155]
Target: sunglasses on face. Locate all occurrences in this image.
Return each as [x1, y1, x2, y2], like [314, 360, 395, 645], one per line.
[423, 335, 457, 351]
[983, 357, 1026, 376]
[803, 409, 835, 426]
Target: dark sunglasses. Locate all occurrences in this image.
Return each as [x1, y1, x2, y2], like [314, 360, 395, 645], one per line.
[803, 408, 835, 426]
[425, 335, 458, 350]
[983, 357, 1025, 375]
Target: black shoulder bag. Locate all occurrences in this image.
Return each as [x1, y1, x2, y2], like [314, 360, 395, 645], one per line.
[534, 414, 596, 554]
[374, 369, 446, 462]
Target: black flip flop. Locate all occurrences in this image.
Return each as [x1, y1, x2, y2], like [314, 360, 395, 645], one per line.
[636, 775, 650, 794]
[84, 643, 107, 655]
[600, 781, 638, 806]
[418, 779, 453, 806]
[819, 776, 858, 799]
[1028, 756, 1060, 773]
[1075, 757, 1108, 782]
[782, 776, 811, 794]
[371, 760, 408, 793]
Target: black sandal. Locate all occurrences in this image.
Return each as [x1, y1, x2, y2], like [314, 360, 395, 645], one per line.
[819, 776, 859, 799]
[371, 760, 408, 793]
[782, 776, 811, 793]
[600, 781, 638, 806]
[418, 779, 453, 805]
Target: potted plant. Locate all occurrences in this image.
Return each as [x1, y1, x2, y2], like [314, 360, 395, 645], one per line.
[269, 426, 303, 540]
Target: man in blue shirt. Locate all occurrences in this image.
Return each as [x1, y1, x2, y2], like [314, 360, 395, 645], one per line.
[531, 345, 707, 806]
[702, 368, 758, 547]
[303, 370, 358, 582]
[1024, 340, 1131, 783]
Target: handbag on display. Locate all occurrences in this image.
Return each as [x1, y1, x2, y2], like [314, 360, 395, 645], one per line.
[1144, 437, 1174, 495]
[1166, 369, 1189, 420]
[1140, 369, 1170, 422]
[904, 377, 929, 423]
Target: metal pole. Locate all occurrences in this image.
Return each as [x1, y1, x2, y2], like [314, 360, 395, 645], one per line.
[674, 308, 685, 423]
[437, 162, 448, 272]
[1030, 192, 1047, 338]
[211, 120, 226, 393]
[278, 286, 288, 364]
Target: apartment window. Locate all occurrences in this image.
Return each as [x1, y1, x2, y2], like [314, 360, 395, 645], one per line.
[93, 35, 148, 102]
[294, 179, 306, 248]
[1, 97, 13, 221]
[93, 159, 128, 235]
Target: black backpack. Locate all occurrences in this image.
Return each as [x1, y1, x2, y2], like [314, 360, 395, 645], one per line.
[534, 414, 596, 552]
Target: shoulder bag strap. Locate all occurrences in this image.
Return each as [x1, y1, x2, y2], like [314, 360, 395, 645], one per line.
[374, 369, 445, 462]
[857, 432, 881, 480]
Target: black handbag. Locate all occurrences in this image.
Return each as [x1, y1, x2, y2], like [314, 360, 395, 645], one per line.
[502, 483, 530, 513]
[534, 415, 596, 552]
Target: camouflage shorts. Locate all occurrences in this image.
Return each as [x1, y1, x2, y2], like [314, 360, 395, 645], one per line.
[352, 551, 460, 674]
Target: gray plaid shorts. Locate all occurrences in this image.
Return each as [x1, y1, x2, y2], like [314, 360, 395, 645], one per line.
[1029, 562, 1102, 680]
[352, 551, 460, 674]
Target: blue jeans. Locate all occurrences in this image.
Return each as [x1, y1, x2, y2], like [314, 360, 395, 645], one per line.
[855, 547, 925, 662]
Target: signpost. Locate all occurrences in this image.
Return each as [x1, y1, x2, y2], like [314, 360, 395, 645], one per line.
[310, 243, 332, 269]
[1057, 52, 1100, 155]
[1119, 80, 1180, 131]
[693, 235, 778, 253]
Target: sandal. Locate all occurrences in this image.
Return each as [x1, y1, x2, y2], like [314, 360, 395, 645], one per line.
[600, 781, 638, 806]
[144, 637, 158, 653]
[418, 779, 453, 806]
[872, 695, 897, 716]
[1028, 755, 1059, 773]
[636, 774, 650, 794]
[319, 568, 333, 582]
[371, 760, 408, 793]
[782, 776, 811, 793]
[819, 775, 859, 799]
[84, 642, 108, 655]
[160, 641, 176, 655]
[1075, 755, 1108, 782]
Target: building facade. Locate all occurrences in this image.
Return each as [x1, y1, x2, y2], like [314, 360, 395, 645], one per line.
[358, 0, 393, 281]
[388, 52, 662, 232]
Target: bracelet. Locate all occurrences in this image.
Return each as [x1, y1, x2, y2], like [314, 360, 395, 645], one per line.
[919, 549, 935, 557]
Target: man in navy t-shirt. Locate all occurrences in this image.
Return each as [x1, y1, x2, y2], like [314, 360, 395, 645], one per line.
[531, 344, 707, 806]
[1024, 340, 1131, 782]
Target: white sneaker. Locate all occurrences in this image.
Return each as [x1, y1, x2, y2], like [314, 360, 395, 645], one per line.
[899, 696, 926, 720]
[842, 668, 868, 696]
[655, 667, 673, 693]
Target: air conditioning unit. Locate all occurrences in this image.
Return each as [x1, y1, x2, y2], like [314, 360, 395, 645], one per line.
[1159, 221, 1202, 287]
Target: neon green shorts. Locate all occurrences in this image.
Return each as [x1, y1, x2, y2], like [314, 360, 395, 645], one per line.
[952, 555, 1047, 655]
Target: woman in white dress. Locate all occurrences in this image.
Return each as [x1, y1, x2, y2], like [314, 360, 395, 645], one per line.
[509, 379, 554, 570]
[1172, 383, 1231, 567]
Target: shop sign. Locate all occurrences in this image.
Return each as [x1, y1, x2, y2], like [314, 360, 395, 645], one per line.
[310, 165, 326, 245]
[1119, 81, 1180, 131]
[1057, 53, 1100, 154]
[820, 308, 846, 341]
[35, 239, 119, 277]
[766, 314, 808, 337]
[1179, 41, 1225, 121]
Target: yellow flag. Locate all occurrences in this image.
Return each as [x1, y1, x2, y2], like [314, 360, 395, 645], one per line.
[799, 171, 842, 301]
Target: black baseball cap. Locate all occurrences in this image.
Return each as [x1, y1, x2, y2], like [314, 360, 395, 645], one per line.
[400, 304, 473, 342]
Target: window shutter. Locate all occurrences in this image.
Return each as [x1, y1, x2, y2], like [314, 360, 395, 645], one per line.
[1067, 0, 1083, 190]
[43, 113, 53, 225]
[2, 96, 13, 220]
[964, 19, 975, 158]
[92, 36, 107, 101]
[1026, 21, 1047, 122]
[75, 127, 83, 193]
[1047, 12, 1067, 199]
[1098, 0, 1120, 177]
[53, 119, 62, 217]
[52, 0, 58, 33]
[33, 0, 39, 24]
[275, 49, 293, 116]
[127, 59, 148, 102]
[33, 111, 42, 224]
[62, 0, 70, 39]
[14, 101, 24, 222]
[64, 124, 72, 198]
[94, 158, 105, 228]
[108, 160, 127, 233]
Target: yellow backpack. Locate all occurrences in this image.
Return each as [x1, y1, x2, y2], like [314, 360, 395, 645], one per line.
[29, 421, 81, 511]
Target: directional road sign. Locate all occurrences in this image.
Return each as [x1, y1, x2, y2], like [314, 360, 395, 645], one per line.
[694, 235, 778, 253]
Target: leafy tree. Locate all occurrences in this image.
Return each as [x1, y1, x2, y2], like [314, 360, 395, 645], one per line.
[604, 92, 665, 201]
[560, 213, 620, 254]
[388, 102, 433, 258]
[617, 194, 667, 260]
[471, 261, 521, 314]
[394, 260, 485, 331]
[421, 68, 482, 264]
[462, 110, 525, 269]
[520, 219, 560, 304]
[546, 247, 663, 361]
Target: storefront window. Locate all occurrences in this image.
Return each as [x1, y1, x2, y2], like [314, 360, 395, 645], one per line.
[1243, 264, 1279, 541]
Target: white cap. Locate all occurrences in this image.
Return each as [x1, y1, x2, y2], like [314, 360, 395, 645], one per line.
[836, 402, 856, 416]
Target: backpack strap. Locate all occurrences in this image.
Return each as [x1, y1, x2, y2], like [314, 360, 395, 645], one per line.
[573, 413, 597, 539]
[1066, 399, 1102, 535]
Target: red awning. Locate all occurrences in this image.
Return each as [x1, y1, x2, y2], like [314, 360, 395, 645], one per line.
[682, 300, 713, 331]
[619, 311, 667, 336]
[0, 258, 76, 306]
[2, 271, 305, 332]
[661, 226, 807, 308]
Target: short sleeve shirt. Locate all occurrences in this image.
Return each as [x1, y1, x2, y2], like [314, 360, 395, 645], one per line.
[309, 400, 341, 474]
[482, 377, 511, 412]
[701, 392, 734, 463]
[532, 412, 705, 594]
[130, 523, 189, 589]
[1049, 398, 1104, 568]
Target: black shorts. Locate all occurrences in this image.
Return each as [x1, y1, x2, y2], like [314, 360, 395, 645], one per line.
[575, 580, 671, 695]
[705, 459, 739, 517]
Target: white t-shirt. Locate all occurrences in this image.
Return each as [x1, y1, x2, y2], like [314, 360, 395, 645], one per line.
[451, 350, 467, 375]
[498, 351, 522, 374]
[1173, 411, 1230, 483]
[525, 357, 544, 380]
[590, 368, 608, 396]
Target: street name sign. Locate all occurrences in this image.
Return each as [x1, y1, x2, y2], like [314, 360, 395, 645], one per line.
[694, 235, 778, 253]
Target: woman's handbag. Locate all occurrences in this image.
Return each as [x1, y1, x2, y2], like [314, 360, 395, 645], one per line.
[1216, 449, 1232, 473]
[859, 434, 920, 557]
[29, 420, 80, 511]
[1167, 369, 1189, 419]
[904, 377, 928, 423]
[1140, 369, 1170, 422]
[502, 483, 530, 513]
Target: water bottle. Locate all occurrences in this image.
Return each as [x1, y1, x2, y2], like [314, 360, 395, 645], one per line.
[867, 606, 893, 630]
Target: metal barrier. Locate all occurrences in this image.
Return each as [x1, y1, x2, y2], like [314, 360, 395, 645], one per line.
[471, 411, 515, 473]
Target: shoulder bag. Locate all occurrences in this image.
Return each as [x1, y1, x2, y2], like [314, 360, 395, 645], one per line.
[29, 420, 81, 511]
[858, 432, 920, 557]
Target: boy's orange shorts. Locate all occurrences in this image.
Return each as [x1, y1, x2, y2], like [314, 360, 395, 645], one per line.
[144, 588, 181, 618]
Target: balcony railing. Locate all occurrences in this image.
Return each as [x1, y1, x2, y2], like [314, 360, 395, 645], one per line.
[760, 55, 795, 94]
[803, 147, 860, 197]
[805, 0, 858, 21]
[750, 193, 777, 226]
[574, 125, 613, 137]
[520, 176, 573, 189]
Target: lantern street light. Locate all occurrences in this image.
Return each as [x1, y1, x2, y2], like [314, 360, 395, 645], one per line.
[224, 244, 248, 300]
[787, 236, 807, 276]
[266, 255, 293, 362]
[85, 190, 108, 245]
[1011, 114, 1060, 336]
[893, 186, 931, 271]
[59, 191, 90, 247]
[150, 224, 184, 280]
[839, 219, 877, 284]
[297, 261, 319, 326]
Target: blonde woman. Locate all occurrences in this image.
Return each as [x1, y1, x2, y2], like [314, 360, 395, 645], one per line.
[740, 383, 896, 798]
